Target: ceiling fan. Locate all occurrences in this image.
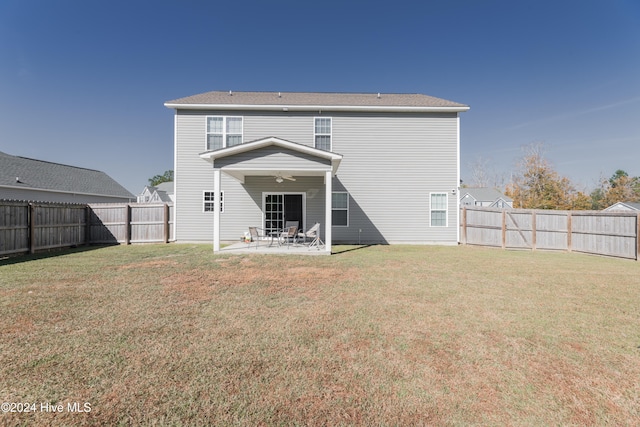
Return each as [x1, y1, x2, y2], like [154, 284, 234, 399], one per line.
[274, 173, 296, 183]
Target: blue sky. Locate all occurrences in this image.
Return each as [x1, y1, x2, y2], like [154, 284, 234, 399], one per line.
[1, 0, 639, 195]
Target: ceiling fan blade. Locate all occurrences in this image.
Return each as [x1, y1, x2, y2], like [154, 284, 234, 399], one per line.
[283, 176, 296, 181]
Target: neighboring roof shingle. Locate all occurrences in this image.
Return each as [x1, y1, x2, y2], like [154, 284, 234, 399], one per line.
[0, 151, 134, 198]
[165, 91, 468, 110]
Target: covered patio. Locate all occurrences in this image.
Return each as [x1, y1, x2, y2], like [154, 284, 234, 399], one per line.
[199, 137, 343, 254]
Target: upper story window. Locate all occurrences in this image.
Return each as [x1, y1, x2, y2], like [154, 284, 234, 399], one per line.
[314, 117, 332, 151]
[206, 116, 243, 150]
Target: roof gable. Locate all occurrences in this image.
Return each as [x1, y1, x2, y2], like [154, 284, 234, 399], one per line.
[199, 137, 342, 183]
[200, 137, 342, 163]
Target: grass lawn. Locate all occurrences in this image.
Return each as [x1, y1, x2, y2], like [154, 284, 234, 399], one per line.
[1, 244, 639, 426]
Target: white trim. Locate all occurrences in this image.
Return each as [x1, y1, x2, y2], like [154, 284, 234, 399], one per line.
[173, 112, 178, 241]
[331, 191, 349, 227]
[314, 116, 332, 151]
[205, 116, 243, 150]
[200, 136, 342, 162]
[456, 114, 460, 242]
[213, 169, 221, 252]
[429, 192, 448, 227]
[166, 103, 470, 113]
[325, 171, 332, 253]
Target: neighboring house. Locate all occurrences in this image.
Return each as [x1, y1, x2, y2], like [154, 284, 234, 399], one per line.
[138, 181, 175, 203]
[164, 91, 470, 252]
[460, 187, 513, 208]
[603, 202, 640, 212]
[0, 151, 134, 203]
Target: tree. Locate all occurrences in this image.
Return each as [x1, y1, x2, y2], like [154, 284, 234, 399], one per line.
[466, 156, 505, 188]
[148, 170, 173, 187]
[505, 142, 586, 210]
[590, 170, 640, 209]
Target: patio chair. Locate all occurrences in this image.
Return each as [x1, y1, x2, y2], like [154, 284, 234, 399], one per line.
[278, 224, 298, 248]
[247, 226, 269, 249]
[298, 222, 324, 250]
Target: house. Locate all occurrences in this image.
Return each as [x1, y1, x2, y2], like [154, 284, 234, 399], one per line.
[164, 91, 470, 252]
[603, 202, 640, 212]
[459, 187, 513, 208]
[138, 181, 174, 203]
[0, 151, 134, 203]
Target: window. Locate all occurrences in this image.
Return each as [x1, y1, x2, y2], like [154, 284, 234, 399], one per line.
[206, 116, 243, 150]
[204, 191, 224, 213]
[430, 193, 447, 226]
[332, 192, 348, 227]
[314, 117, 332, 151]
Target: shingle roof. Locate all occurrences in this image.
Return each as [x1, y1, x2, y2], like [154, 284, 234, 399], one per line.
[155, 181, 174, 194]
[0, 151, 134, 199]
[165, 91, 468, 111]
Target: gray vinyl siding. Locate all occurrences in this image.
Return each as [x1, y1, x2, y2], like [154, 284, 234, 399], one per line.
[174, 109, 459, 244]
[330, 112, 458, 243]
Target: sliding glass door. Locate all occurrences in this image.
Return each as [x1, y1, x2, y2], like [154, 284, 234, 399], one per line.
[264, 193, 304, 235]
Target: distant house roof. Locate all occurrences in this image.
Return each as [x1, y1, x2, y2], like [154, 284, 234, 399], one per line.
[139, 182, 173, 202]
[0, 151, 134, 199]
[460, 187, 512, 203]
[165, 91, 470, 112]
[603, 202, 640, 212]
[154, 181, 174, 194]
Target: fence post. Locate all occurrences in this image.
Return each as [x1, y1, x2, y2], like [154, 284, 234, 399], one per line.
[531, 211, 536, 251]
[636, 213, 640, 261]
[125, 204, 131, 245]
[567, 212, 572, 253]
[29, 203, 36, 254]
[461, 207, 467, 245]
[501, 210, 506, 249]
[85, 205, 91, 245]
[164, 203, 170, 244]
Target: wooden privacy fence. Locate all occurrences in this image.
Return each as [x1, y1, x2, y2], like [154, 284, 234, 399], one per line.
[89, 203, 173, 244]
[460, 206, 640, 260]
[0, 201, 173, 256]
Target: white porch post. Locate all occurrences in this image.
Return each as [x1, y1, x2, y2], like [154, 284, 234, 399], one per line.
[213, 168, 221, 252]
[325, 170, 332, 253]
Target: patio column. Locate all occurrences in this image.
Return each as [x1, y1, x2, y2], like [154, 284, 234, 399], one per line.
[213, 168, 221, 252]
[325, 170, 332, 253]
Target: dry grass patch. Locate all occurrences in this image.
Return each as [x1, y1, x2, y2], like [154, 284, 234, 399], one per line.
[0, 244, 639, 425]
